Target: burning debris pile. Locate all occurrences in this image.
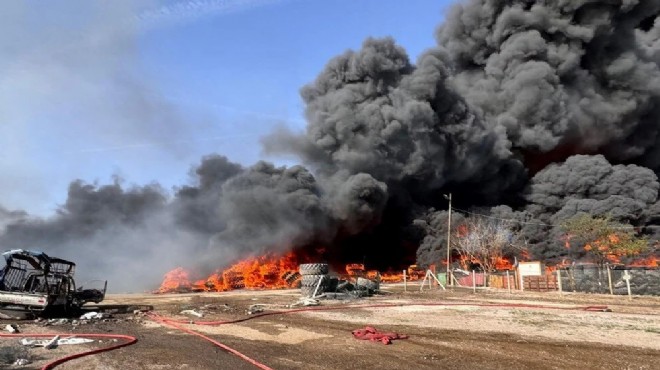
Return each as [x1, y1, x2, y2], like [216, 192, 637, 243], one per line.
[158, 252, 304, 293]
[297, 263, 382, 300]
[157, 252, 433, 294]
[2, 1, 660, 287]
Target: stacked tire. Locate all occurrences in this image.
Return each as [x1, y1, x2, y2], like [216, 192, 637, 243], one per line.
[299, 263, 329, 297]
[223, 271, 245, 289]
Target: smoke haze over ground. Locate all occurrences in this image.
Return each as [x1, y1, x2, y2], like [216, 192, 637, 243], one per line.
[2, 0, 660, 291]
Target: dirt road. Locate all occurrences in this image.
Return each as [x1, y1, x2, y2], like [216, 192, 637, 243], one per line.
[2, 285, 659, 370]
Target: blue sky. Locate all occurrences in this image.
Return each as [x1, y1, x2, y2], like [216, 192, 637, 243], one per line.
[0, 0, 452, 215]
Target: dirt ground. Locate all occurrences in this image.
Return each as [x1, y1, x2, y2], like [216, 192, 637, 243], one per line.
[1, 284, 659, 370]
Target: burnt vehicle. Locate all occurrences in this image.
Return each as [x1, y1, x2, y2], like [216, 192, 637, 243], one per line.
[0, 249, 106, 319]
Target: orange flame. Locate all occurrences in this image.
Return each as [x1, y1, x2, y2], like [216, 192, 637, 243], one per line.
[551, 232, 659, 269]
[158, 267, 192, 293]
[629, 256, 658, 267]
[584, 233, 629, 264]
[520, 249, 531, 260]
[457, 224, 469, 237]
[341, 264, 424, 283]
[562, 234, 573, 249]
[345, 263, 365, 276]
[494, 256, 514, 270]
[159, 252, 304, 293]
[457, 255, 516, 271]
[546, 258, 572, 273]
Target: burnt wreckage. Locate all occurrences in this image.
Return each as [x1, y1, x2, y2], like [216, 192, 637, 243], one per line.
[0, 249, 106, 319]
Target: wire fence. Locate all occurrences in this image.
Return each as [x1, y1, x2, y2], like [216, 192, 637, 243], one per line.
[441, 267, 660, 296]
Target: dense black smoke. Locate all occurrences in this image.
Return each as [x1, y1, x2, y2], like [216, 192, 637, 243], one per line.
[264, 37, 524, 202]
[3, 0, 660, 290]
[172, 154, 243, 235]
[441, 0, 660, 164]
[414, 0, 660, 266]
[213, 162, 330, 251]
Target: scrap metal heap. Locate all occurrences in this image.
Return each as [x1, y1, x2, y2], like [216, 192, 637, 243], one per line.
[0, 249, 106, 319]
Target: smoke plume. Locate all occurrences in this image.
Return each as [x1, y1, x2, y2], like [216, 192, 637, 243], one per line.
[3, 0, 660, 291]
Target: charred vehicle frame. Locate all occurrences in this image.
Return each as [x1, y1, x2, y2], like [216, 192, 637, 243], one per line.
[0, 249, 106, 319]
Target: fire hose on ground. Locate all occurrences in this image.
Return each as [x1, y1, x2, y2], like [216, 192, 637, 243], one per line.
[0, 332, 137, 370]
[0, 302, 610, 369]
[146, 302, 610, 370]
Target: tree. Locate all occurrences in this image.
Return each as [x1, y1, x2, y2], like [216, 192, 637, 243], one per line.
[560, 214, 648, 266]
[413, 209, 466, 268]
[452, 217, 524, 272]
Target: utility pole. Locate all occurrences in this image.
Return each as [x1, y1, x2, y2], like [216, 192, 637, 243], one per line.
[444, 193, 452, 286]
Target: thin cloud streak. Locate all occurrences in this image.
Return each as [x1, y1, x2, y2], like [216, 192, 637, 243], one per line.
[78, 133, 260, 153]
[139, 0, 293, 25]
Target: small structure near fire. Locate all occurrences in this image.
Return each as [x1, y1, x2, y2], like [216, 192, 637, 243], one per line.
[0, 249, 106, 319]
[406, 265, 426, 280]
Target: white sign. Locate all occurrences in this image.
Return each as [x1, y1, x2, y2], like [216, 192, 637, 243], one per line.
[518, 262, 543, 276]
[517, 261, 543, 291]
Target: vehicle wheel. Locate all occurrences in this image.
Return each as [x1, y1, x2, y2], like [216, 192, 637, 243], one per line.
[300, 274, 329, 287]
[299, 263, 329, 276]
[356, 277, 378, 291]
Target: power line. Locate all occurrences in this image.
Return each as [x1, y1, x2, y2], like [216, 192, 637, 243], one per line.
[452, 208, 553, 227]
[450, 207, 660, 230]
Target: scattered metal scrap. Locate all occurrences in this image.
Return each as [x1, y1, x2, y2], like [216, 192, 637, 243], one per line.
[180, 309, 204, 318]
[0, 249, 107, 320]
[20, 336, 95, 348]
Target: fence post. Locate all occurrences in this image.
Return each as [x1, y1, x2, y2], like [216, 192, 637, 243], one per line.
[556, 269, 562, 295]
[624, 270, 632, 301]
[431, 265, 436, 286]
[606, 265, 613, 295]
[506, 270, 511, 294]
[472, 270, 476, 294]
[403, 270, 407, 292]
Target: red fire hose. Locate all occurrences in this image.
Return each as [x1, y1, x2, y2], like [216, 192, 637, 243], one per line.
[146, 301, 610, 370]
[149, 313, 274, 370]
[151, 302, 609, 326]
[0, 301, 608, 369]
[0, 332, 137, 370]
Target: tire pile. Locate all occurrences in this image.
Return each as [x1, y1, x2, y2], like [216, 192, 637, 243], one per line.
[298, 263, 380, 299]
[223, 271, 245, 289]
[299, 263, 329, 298]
